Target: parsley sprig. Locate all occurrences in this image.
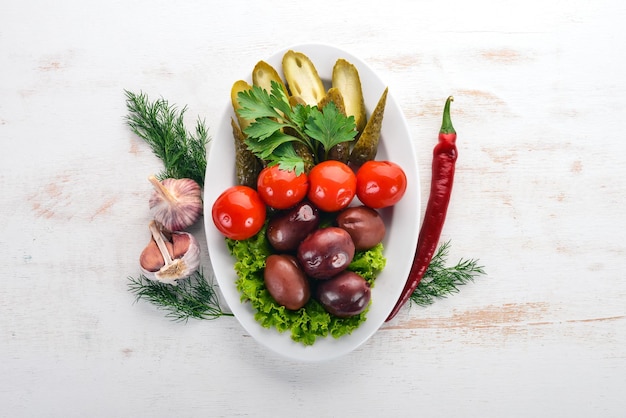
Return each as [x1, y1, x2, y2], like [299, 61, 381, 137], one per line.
[236, 81, 357, 174]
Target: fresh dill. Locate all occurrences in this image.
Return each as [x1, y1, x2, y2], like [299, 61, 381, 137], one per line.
[128, 269, 233, 322]
[410, 241, 486, 307]
[124, 90, 209, 185]
[125, 91, 228, 321]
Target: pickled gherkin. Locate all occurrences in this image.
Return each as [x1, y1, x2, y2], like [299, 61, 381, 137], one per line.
[252, 60, 286, 93]
[231, 80, 254, 133]
[282, 50, 326, 106]
[293, 142, 316, 173]
[327, 138, 350, 163]
[348, 87, 388, 168]
[227, 51, 389, 178]
[253, 61, 290, 125]
[318, 87, 347, 115]
[288, 95, 306, 108]
[332, 58, 367, 134]
[231, 118, 262, 188]
[318, 87, 350, 163]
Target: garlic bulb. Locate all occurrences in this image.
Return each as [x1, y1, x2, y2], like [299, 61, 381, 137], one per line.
[139, 220, 201, 284]
[148, 175, 202, 231]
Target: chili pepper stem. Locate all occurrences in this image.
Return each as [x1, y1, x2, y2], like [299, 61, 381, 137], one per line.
[440, 96, 455, 135]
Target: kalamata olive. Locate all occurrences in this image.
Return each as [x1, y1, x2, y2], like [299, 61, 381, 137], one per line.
[297, 227, 355, 280]
[315, 271, 371, 318]
[264, 254, 310, 310]
[266, 201, 320, 252]
[336, 205, 386, 251]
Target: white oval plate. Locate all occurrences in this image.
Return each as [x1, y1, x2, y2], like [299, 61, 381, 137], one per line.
[204, 43, 420, 361]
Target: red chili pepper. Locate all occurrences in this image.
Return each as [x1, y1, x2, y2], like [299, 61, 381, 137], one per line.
[386, 96, 457, 321]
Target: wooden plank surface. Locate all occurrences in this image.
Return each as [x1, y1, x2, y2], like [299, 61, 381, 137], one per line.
[1, 0, 625, 416]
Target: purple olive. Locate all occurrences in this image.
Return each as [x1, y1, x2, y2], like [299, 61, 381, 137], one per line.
[297, 227, 355, 280]
[336, 205, 386, 251]
[264, 254, 310, 310]
[315, 271, 371, 318]
[267, 201, 320, 252]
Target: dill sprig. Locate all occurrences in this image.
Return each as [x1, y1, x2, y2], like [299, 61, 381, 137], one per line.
[128, 269, 233, 322]
[124, 90, 209, 185]
[125, 91, 225, 322]
[410, 241, 486, 307]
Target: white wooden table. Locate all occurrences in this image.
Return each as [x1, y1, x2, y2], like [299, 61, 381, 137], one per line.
[2, 0, 625, 416]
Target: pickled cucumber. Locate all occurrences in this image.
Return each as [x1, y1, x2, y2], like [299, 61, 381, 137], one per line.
[288, 95, 307, 108]
[348, 87, 388, 168]
[252, 60, 286, 93]
[318, 87, 350, 163]
[231, 117, 262, 188]
[318, 87, 347, 115]
[231, 80, 254, 133]
[332, 58, 367, 134]
[282, 50, 326, 106]
[293, 142, 316, 173]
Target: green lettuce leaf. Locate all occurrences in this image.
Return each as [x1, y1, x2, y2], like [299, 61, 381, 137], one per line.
[225, 225, 387, 345]
[349, 243, 386, 283]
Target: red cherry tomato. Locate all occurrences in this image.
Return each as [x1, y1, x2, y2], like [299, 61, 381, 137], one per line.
[211, 185, 266, 240]
[256, 165, 309, 210]
[307, 160, 356, 212]
[356, 160, 407, 208]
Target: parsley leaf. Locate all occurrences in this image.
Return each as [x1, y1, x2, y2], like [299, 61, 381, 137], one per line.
[237, 84, 284, 121]
[245, 131, 299, 160]
[236, 81, 356, 175]
[304, 101, 357, 160]
[269, 143, 306, 174]
[244, 117, 289, 140]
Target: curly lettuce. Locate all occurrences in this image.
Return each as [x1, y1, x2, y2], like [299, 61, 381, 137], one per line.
[225, 226, 386, 345]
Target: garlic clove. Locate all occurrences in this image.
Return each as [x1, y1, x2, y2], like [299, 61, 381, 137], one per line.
[171, 233, 190, 259]
[155, 237, 201, 284]
[139, 239, 174, 272]
[139, 220, 201, 284]
[148, 175, 203, 231]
